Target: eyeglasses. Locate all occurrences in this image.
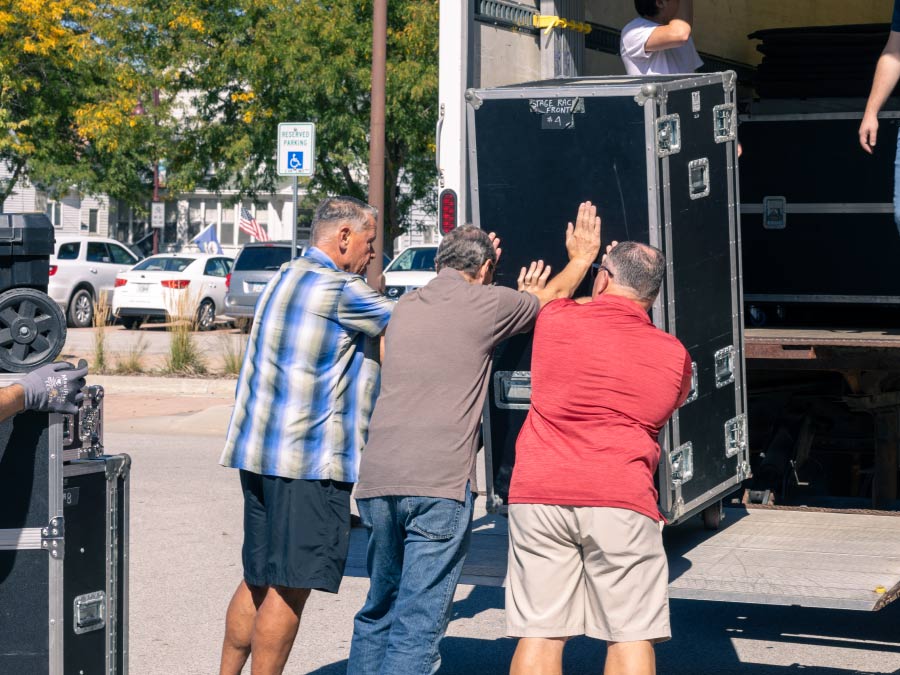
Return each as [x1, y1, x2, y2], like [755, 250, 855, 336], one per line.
[592, 263, 614, 278]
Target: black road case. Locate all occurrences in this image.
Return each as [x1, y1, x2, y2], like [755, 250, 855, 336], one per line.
[466, 73, 748, 524]
[739, 99, 900, 309]
[0, 376, 128, 674]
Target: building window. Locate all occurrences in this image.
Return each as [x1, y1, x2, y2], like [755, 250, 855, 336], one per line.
[188, 199, 203, 241]
[46, 201, 62, 228]
[88, 209, 98, 233]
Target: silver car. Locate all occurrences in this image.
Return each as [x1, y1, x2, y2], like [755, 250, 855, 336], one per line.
[224, 242, 299, 327]
[48, 236, 141, 327]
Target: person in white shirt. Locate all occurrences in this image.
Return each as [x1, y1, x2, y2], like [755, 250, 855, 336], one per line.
[620, 0, 702, 76]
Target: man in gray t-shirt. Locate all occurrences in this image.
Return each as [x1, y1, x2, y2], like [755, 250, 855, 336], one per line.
[347, 202, 602, 675]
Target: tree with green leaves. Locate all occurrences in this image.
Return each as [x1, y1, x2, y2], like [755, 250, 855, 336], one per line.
[168, 0, 439, 242]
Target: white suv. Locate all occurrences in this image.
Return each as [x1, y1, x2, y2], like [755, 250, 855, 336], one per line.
[49, 236, 141, 327]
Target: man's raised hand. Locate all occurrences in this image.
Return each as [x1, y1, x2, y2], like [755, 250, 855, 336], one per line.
[518, 260, 552, 293]
[566, 201, 601, 265]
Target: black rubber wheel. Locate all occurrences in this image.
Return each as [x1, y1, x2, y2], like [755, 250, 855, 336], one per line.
[197, 299, 216, 331]
[67, 288, 94, 328]
[121, 317, 143, 330]
[0, 288, 67, 372]
[702, 501, 723, 531]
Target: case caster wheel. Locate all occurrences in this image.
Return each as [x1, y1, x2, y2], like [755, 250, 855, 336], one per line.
[702, 500, 724, 531]
[0, 288, 67, 372]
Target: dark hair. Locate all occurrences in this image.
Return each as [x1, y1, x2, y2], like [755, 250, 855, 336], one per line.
[434, 225, 496, 276]
[634, 0, 660, 18]
[606, 241, 666, 302]
[310, 196, 377, 244]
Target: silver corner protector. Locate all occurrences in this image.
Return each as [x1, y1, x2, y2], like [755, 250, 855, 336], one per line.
[723, 70, 737, 92]
[465, 89, 483, 110]
[634, 83, 658, 107]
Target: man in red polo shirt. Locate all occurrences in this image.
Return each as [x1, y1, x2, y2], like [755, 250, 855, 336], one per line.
[506, 241, 692, 675]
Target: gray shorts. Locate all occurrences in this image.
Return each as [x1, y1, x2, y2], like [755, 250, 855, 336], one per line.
[506, 504, 670, 643]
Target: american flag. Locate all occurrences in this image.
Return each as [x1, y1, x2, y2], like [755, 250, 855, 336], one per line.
[239, 207, 270, 242]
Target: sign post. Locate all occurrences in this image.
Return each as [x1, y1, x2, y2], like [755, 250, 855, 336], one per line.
[277, 123, 316, 261]
[150, 202, 165, 230]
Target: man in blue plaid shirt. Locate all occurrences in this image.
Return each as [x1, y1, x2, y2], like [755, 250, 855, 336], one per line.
[218, 196, 394, 675]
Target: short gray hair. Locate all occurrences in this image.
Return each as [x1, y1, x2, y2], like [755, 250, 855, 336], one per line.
[606, 241, 666, 302]
[310, 196, 377, 244]
[434, 225, 496, 276]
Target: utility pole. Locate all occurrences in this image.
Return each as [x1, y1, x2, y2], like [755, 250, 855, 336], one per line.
[152, 88, 160, 254]
[366, 0, 387, 291]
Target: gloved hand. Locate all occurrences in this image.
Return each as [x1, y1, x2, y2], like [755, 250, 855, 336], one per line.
[19, 360, 88, 414]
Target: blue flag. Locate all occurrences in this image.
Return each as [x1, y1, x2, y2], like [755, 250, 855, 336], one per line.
[192, 224, 223, 254]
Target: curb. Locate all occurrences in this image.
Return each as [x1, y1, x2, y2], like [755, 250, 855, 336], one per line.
[89, 374, 237, 397]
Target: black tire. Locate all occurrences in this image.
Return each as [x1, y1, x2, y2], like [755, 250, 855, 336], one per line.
[67, 288, 94, 328]
[0, 288, 67, 372]
[121, 317, 143, 330]
[197, 299, 216, 331]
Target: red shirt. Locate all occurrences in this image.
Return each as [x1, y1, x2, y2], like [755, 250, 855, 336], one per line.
[508, 294, 692, 521]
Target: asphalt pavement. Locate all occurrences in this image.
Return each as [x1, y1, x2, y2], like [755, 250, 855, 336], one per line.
[104, 389, 900, 675]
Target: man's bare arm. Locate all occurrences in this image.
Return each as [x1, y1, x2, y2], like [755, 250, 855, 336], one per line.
[0, 384, 25, 423]
[645, 0, 693, 52]
[861, 31, 900, 154]
[528, 202, 601, 308]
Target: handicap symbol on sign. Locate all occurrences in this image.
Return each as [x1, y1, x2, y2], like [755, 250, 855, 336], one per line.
[288, 151, 304, 171]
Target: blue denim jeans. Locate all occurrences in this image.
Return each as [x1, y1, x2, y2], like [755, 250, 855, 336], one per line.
[347, 485, 474, 675]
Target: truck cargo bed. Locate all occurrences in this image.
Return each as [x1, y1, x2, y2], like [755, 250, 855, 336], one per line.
[345, 506, 900, 612]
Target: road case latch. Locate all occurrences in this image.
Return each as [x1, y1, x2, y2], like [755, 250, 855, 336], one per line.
[73, 591, 106, 634]
[493, 371, 532, 410]
[725, 414, 748, 459]
[670, 442, 694, 487]
[714, 345, 736, 388]
[681, 362, 699, 406]
[41, 516, 65, 560]
[656, 114, 681, 157]
[713, 103, 737, 143]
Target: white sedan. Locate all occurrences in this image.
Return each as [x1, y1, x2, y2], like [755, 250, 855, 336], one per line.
[112, 253, 233, 330]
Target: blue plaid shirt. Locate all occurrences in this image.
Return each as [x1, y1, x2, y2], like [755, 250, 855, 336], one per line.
[220, 247, 393, 481]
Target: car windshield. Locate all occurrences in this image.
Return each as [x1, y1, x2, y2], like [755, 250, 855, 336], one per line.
[387, 248, 436, 272]
[234, 246, 295, 272]
[133, 257, 194, 272]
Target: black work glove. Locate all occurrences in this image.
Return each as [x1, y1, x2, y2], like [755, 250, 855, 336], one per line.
[20, 360, 88, 414]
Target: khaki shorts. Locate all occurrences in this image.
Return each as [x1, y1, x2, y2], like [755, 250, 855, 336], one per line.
[506, 504, 670, 643]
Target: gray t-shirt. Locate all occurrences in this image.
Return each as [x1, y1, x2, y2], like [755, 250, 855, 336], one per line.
[355, 268, 540, 502]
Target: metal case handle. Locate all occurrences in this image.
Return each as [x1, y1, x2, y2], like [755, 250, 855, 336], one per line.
[493, 370, 532, 410]
[713, 103, 737, 143]
[681, 362, 698, 406]
[656, 114, 681, 157]
[73, 591, 106, 634]
[670, 442, 694, 486]
[688, 158, 710, 200]
[725, 414, 748, 458]
[714, 346, 736, 388]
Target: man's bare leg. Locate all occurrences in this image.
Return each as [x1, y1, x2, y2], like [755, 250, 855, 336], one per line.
[510, 637, 567, 675]
[220, 580, 267, 675]
[249, 586, 311, 675]
[605, 640, 655, 675]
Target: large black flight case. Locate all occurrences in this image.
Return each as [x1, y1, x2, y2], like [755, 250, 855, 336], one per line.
[739, 98, 900, 313]
[467, 73, 748, 524]
[0, 376, 128, 674]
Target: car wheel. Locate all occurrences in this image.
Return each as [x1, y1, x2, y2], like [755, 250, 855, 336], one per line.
[197, 299, 215, 331]
[121, 317, 143, 330]
[67, 288, 94, 328]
